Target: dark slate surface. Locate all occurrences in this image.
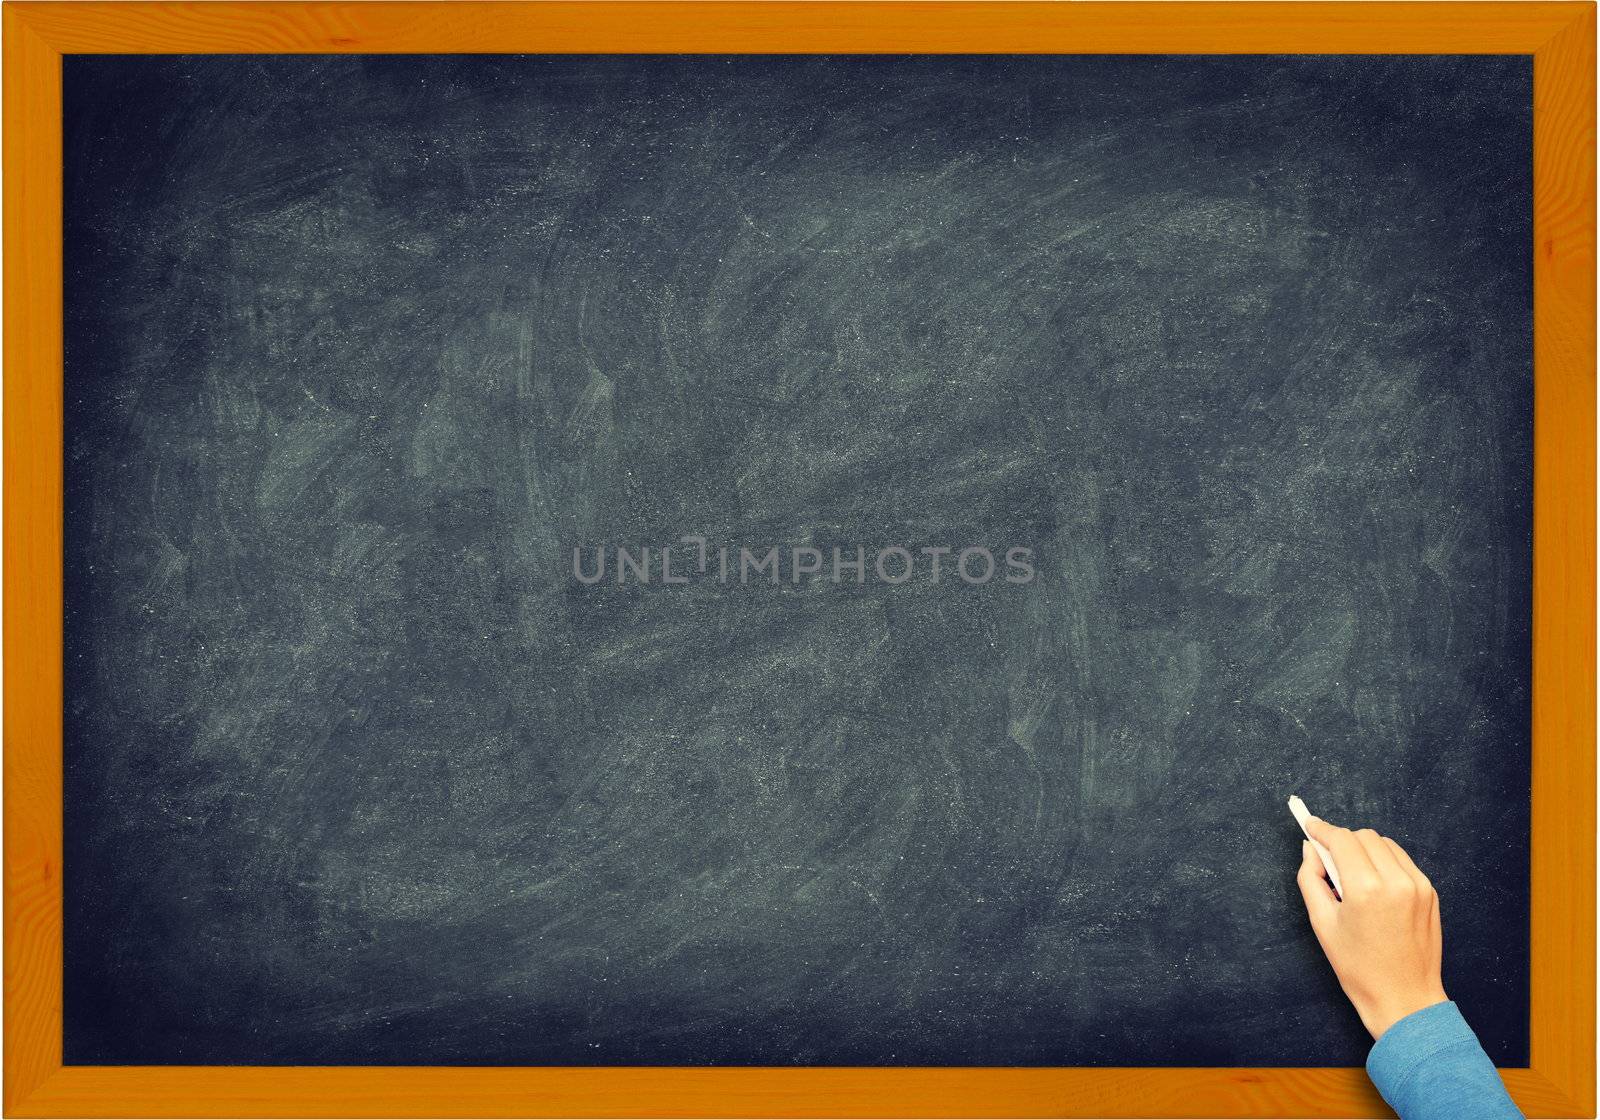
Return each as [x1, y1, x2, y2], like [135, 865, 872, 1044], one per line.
[63, 55, 1531, 1066]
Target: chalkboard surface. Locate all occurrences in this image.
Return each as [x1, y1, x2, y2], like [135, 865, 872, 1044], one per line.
[64, 55, 1531, 1067]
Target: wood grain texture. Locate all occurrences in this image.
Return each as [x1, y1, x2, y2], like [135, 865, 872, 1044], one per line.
[5, 3, 1594, 1117]
[3, 4, 65, 1115]
[2, 1065, 1589, 1119]
[1, 0, 1590, 53]
[1531, 7, 1599, 1119]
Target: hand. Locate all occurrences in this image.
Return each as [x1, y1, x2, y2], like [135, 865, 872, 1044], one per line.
[1296, 817, 1449, 1040]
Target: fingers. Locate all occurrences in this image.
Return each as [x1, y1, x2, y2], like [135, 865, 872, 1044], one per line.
[1304, 816, 1431, 903]
[1296, 840, 1339, 928]
[1383, 837, 1435, 894]
[1354, 828, 1405, 878]
[1300, 836, 1326, 879]
[1304, 815, 1379, 892]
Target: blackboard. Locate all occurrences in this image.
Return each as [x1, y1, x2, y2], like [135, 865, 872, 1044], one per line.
[63, 54, 1532, 1068]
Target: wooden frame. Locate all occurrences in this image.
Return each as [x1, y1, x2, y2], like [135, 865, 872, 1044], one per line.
[4, 3, 1593, 1116]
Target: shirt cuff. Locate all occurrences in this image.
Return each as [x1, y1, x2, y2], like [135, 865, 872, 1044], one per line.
[1365, 1000, 1479, 1103]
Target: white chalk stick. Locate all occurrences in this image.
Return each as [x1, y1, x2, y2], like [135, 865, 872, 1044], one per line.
[1288, 794, 1344, 899]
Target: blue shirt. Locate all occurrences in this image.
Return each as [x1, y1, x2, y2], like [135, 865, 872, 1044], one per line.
[1366, 1001, 1524, 1119]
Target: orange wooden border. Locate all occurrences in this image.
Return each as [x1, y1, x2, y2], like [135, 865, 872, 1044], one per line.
[4, 3, 1593, 1117]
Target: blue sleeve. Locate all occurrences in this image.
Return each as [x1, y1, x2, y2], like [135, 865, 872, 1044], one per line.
[1365, 1001, 1523, 1120]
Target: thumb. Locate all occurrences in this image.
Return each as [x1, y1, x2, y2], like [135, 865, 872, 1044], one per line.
[1296, 840, 1339, 929]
